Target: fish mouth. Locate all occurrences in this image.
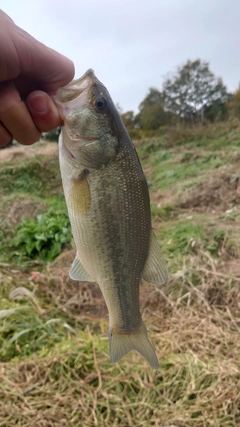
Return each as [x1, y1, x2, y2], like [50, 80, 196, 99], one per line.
[52, 69, 101, 125]
[54, 69, 110, 148]
[54, 69, 98, 105]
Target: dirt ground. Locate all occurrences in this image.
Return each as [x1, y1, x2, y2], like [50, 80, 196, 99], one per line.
[176, 168, 240, 213]
[0, 140, 58, 163]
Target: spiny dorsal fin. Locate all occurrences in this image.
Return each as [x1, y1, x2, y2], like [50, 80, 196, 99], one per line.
[69, 255, 92, 282]
[142, 230, 168, 286]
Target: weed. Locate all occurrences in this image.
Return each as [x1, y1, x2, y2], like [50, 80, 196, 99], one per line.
[11, 211, 72, 261]
[207, 229, 226, 256]
[151, 202, 174, 220]
[0, 288, 77, 362]
[158, 221, 205, 258]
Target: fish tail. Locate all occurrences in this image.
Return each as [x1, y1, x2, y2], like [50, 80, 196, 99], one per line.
[109, 321, 159, 369]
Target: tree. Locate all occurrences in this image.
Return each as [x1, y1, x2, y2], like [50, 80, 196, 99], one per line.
[163, 59, 230, 124]
[137, 88, 171, 130]
[204, 99, 229, 122]
[121, 111, 136, 129]
[228, 88, 240, 118]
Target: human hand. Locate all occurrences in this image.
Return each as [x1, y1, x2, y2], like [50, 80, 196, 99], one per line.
[0, 10, 75, 147]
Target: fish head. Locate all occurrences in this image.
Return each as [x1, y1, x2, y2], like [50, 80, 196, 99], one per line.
[54, 69, 123, 166]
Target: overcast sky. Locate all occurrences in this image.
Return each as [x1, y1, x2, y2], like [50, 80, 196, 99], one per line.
[1, 0, 240, 112]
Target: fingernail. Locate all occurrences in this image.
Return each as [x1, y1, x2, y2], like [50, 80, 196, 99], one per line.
[29, 94, 48, 114]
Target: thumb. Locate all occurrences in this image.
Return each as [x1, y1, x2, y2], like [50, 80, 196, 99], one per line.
[14, 26, 75, 92]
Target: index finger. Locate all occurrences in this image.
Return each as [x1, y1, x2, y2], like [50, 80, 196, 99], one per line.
[0, 81, 40, 145]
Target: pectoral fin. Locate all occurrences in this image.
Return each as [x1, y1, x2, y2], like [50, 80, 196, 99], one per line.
[142, 231, 168, 286]
[70, 255, 92, 282]
[70, 170, 91, 215]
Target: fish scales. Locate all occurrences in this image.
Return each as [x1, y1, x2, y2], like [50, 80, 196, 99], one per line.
[62, 139, 150, 332]
[55, 69, 168, 369]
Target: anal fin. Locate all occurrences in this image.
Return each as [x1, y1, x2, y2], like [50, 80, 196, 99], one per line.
[142, 230, 168, 286]
[70, 255, 92, 282]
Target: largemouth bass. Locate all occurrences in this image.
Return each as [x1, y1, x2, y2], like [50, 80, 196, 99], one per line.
[55, 69, 168, 369]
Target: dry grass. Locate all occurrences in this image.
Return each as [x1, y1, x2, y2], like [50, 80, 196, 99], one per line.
[0, 140, 58, 163]
[164, 117, 240, 147]
[0, 308, 239, 427]
[0, 247, 239, 427]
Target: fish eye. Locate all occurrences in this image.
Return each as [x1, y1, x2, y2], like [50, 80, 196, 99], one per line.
[95, 97, 107, 111]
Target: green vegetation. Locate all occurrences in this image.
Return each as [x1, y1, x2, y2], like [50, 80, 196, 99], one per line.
[11, 211, 72, 261]
[153, 152, 223, 189]
[0, 156, 61, 198]
[0, 131, 239, 426]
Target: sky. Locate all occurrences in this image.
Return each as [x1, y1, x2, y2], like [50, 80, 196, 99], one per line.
[1, 0, 240, 112]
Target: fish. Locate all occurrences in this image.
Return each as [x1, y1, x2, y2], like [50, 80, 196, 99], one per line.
[54, 69, 168, 369]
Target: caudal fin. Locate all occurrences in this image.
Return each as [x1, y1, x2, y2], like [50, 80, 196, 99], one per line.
[109, 321, 159, 369]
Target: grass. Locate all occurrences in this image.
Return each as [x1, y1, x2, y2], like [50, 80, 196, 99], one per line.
[0, 156, 61, 198]
[138, 144, 227, 192]
[0, 130, 240, 427]
[0, 282, 239, 426]
[153, 153, 224, 189]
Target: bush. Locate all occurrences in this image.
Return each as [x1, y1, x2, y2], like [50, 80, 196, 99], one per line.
[11, 211, 72, 261]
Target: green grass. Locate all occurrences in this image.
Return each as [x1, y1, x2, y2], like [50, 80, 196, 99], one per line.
[138, 144, 226, 191]
[0, 156, 61, 198]
[154, 153, 223, 189]
[158, 221, 204, 255]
